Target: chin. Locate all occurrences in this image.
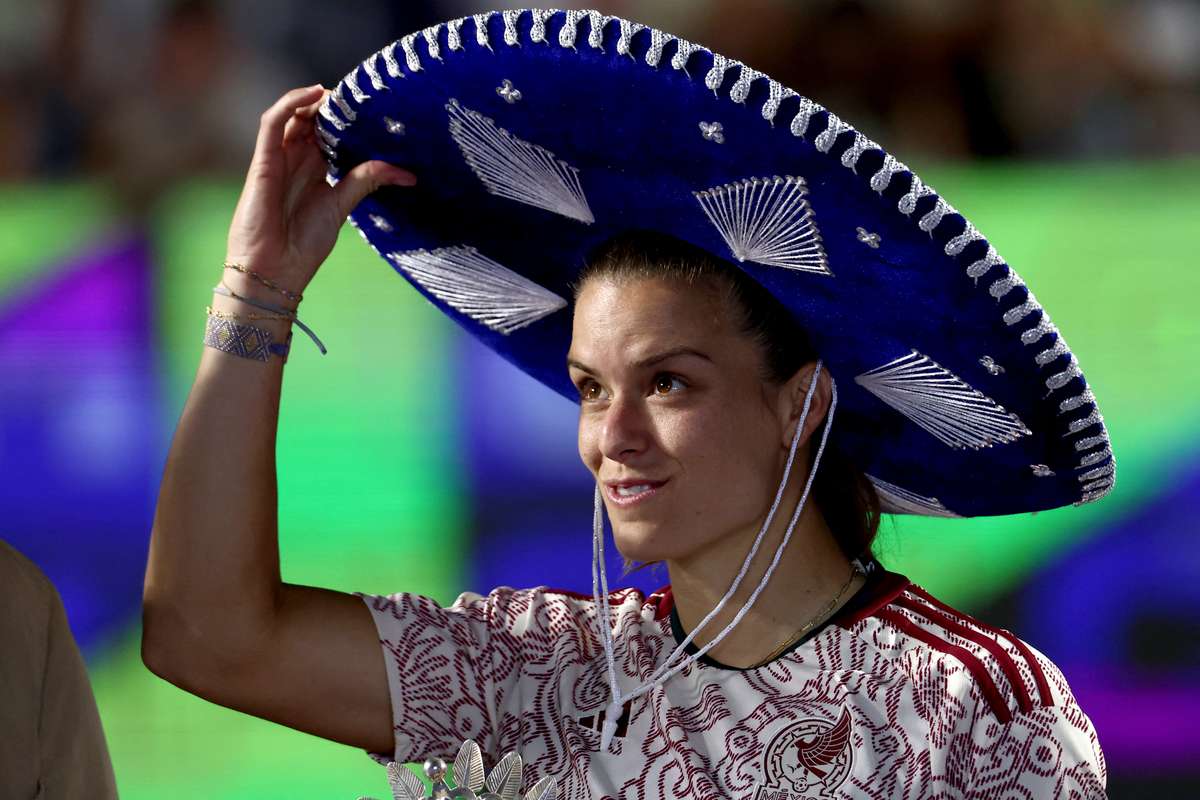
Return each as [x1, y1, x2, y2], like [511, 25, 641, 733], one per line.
[610, 521, 683, 565]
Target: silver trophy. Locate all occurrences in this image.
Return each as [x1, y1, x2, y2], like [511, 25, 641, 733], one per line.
[359, 740, 557, 800]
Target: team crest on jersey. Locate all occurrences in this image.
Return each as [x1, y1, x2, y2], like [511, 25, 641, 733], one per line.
[754, 708, 854, 799]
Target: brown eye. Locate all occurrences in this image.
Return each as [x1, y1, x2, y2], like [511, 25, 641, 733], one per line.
[653, 374, 685, 395]
[580, 381, 602, 402]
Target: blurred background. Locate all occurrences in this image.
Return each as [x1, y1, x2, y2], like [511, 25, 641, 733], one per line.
[1, 0, 1196, 797]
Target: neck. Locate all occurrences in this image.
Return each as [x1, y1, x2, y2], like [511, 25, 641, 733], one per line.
[665, 469, 863, 669]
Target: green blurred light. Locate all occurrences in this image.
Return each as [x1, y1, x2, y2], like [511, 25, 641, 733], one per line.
[0, 182, 116, 302]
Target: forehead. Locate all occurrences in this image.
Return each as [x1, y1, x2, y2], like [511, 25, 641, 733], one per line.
[568, 275, 736, 361]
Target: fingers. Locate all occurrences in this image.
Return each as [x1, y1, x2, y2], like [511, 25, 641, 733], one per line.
[254, 85, 327, 160]
[333, 160, 418, 220]
[283, 88, 331, 148]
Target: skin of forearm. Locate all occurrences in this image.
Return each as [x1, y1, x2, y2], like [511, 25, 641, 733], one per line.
[142, 271, 299, 673]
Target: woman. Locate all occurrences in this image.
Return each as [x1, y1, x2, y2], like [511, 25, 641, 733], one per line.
[143, 10, 1111, 798]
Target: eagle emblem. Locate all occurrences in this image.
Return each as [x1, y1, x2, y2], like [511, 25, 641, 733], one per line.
[754, 708, 854, 799]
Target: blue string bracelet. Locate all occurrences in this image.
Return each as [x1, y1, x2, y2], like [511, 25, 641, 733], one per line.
[211, 282, 327, 355]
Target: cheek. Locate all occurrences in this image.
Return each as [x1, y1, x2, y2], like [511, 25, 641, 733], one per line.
[577, 417, 600, 474]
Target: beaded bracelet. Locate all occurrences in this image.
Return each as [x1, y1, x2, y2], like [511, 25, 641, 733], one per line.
[212, 278, 327, 355]
[203, 312, 293, 363]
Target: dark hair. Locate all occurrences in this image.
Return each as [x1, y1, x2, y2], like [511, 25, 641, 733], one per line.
[572, 230, 881, 575]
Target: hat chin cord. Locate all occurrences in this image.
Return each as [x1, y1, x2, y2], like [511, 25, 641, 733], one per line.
[591, 360, 839, 752]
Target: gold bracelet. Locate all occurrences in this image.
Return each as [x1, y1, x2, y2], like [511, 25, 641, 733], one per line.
[224, 261, 304, 303]
[206, 305, 293, 322]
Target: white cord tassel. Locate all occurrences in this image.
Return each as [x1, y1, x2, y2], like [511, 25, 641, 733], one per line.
[592, 362, 837, 752]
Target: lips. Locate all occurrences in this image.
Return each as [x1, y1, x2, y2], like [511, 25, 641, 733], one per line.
[604, 479, 668, 508]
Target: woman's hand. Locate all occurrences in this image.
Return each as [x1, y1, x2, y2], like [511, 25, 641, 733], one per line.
[225, 84, 417, 294]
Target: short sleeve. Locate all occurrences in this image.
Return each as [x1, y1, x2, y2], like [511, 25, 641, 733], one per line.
[957, 645, 1107, 799]
[355, 586, 529, 765]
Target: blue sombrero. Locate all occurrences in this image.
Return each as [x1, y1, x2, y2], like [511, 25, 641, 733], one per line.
[315, 8, 1115, 517]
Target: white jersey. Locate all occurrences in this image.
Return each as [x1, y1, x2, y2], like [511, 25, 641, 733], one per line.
[358, 558, 1107, 799]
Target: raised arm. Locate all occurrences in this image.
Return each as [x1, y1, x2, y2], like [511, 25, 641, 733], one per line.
[141, 85, 418, 755]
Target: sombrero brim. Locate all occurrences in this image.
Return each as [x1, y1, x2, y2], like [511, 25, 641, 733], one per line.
[315, 8, 1115, 517]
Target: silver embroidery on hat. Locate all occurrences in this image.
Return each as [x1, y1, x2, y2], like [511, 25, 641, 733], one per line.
[361, 52, 388, 91]
[341, 68, 370, 104]
[945, 222, 984, 256]
[870, 154, 907, 193]
[671, 38, 701, 74]
[369, 215, 393, 232]
[815, 113, 851, 153]
[383, 117, 406, 136]
[446, 17, 465, 51]
[502, 9, 523, 46]
[856, 227, 881, 248]
[731, 65, 765, 104]
[530, 9, 556, 43]
[446, 98, 594, 224]
[855, 350, 1032, 450]
[979, 356, 1005, 375]
[381, 41, 404, 77]
[617, 19, 645, 56]
[1031, 464, 1055, 477]
[790, 97, 822, 139]
[694, 176, 830, 275]
[329, 84, 356, 122]
[472, 12, 493, 50]
[868, 475, 961, 517]
[699, 121, 725, 143]
[587, 11, 612, 51]
[762, 80, 798, 125]
[400, 33, 423, 71]
[318, 98, 347, 132]
[706, 54, 734, 95]
[558, 10, 588, 49]
[496, 79, 522, 103]
[841, 133, 879, 171]
[388, 245, 568, 335]
[645, 28, 672, 67]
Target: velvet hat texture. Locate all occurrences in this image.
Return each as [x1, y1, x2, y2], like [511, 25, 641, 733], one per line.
[314, 7, 1115, 517]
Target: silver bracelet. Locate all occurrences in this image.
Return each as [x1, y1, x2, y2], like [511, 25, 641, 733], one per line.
[203, 313, 293, 363]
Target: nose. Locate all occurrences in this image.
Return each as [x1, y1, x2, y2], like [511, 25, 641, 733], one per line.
[598, 393, 651, 463]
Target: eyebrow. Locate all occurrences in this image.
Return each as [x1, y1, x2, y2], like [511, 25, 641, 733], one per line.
[566, 346, 714, 375]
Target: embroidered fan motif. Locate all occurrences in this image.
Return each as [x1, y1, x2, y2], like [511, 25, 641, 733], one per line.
[388, 245, 568, 335]
[446, 98, 595, 224]
[868, 475, 960, 517]
[694, 176, 830, 275]
[855, 350, 1032, 450]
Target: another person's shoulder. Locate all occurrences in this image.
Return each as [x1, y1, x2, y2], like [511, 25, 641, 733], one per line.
[0, 539, 58, 628]
[0, 538, 54, 597]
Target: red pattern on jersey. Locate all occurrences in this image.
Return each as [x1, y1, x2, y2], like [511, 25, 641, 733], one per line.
[358, 571, 1106, 799]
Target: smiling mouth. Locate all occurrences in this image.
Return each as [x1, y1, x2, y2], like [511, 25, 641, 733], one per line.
[605, 480, 668, 507]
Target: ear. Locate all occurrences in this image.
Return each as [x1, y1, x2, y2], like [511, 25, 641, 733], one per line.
[777, 361, 833, 451]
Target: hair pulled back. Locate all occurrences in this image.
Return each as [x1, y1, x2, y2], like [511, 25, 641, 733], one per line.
[572, 229, 881, 574]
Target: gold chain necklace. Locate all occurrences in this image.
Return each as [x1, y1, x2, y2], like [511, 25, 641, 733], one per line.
[748, 563, 864, 669]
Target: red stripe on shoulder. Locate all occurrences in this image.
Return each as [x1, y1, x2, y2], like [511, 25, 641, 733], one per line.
[896, 593, 1033, 714]
[877, 607, 1014, 724]
[907, 584, 1054, 707]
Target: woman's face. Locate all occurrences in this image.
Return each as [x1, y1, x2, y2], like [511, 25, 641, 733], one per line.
[568, 275, 791, 566]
